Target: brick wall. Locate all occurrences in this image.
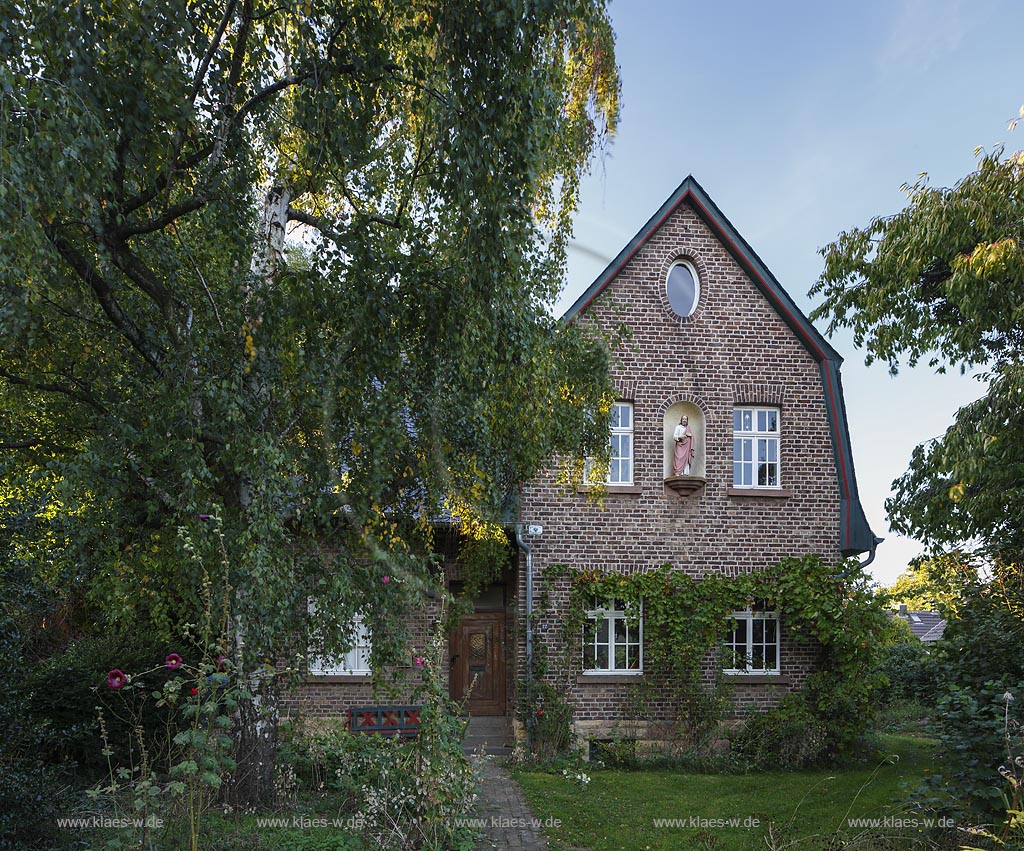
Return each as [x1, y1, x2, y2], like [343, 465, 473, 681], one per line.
[517, 199, 842, 741]
[282, 543, 521, 723]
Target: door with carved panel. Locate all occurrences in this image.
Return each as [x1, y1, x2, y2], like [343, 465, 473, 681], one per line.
[450, 613, 505, 715]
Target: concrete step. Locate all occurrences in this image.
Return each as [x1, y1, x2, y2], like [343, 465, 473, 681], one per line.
[462, 716, 515, 755]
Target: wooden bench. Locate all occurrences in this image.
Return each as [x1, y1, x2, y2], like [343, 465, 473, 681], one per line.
[347, 705, 422, 738]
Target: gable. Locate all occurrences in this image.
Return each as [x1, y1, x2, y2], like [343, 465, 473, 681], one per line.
[563, 176, 878, 558]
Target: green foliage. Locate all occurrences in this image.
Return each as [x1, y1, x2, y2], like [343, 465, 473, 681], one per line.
[77, 529, 246, 851]
[874, 641, 939, 704]
[731, 694, 830, 770]
[919, 682, 1024, 817]
[873, 698, 935, 737]
[812, 145, 1024, 556]
[524, 680, 576, 760]
[917, 559, 1024, 819]
[281, 615, 479, 851]
[886, 554, 976, 616]
[23, 631, 178, 775]
[0, 0, 620, 803]
[560, 556, 890, 756]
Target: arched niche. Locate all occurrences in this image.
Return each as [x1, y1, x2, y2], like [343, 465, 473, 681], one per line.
[663, 401, 706, 494]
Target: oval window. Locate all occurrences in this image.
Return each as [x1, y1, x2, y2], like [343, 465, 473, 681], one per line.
[666, 261, 700, 317]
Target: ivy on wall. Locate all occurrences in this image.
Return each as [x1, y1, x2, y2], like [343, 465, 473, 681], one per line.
[521, 555, 890, 757]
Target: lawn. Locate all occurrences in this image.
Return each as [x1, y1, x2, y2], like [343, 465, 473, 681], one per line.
[514, 735, 941, 851]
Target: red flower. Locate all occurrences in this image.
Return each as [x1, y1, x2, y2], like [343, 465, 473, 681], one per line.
[190, 687, 199, 696]
[536, 709, 543, 717]
[107, 669, 127, 690]
[165, 653, 183, 670]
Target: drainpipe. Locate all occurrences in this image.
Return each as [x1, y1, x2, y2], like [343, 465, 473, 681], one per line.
[515, 523, 538, 750]
[836, 536, 884, 579]
[857, 536, 885, 570]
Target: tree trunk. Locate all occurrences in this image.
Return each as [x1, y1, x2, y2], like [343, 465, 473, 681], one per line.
[222, 180, 292, 809]
[221, 673, 279, 809]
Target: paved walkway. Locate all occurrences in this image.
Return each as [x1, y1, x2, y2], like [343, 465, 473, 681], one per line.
[472, 758, 548, 851]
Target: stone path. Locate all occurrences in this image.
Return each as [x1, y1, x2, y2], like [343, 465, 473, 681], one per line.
[472, 757, 549, 851]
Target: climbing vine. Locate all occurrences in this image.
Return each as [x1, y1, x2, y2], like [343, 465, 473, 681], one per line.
[520, 555, 889, 757]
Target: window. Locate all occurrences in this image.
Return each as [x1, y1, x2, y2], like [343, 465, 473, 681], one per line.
[583, 598, 642, 673]
[666, 261, 700, 317]
[723, 610, 780, 674]
[733, 407, 780, 488]
[608, 402, 634, 485]
[583, 402, 633, 486]
[309, 613, 372, 677]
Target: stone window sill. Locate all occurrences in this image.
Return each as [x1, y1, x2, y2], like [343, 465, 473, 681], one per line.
[727, 487, 793, 499]
[305, 674, 372, 683]
[577, 673, 644, 684]
[577, 485, 644, 495]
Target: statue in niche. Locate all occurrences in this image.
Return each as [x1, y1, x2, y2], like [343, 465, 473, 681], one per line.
[672, 415, 695, 476]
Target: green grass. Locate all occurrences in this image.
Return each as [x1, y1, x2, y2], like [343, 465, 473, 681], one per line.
[514, 735, 941, 851]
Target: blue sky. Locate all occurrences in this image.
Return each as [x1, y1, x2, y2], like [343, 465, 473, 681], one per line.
[558, 0, 1024, 585]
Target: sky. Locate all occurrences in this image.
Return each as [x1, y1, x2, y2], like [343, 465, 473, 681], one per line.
[557, 0, 1024, 586]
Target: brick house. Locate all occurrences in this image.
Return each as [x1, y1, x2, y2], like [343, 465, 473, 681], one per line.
[286, 176, 878, 747]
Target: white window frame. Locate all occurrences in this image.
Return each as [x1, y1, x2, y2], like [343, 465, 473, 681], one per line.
[733, 406, 780, 489]
[582, 597, 643, 674]
[722, 609, 780, 675]
[608, 401, 634, 485]
[665, 259, 701, 317]
[583, 401, 634, 486]
[308, 610, 372, 677]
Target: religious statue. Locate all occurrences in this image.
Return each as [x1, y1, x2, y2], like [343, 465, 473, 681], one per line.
[672, 415, 695, 476]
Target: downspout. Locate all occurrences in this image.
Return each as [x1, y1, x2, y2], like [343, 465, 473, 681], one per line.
[840, 535, 884, 576]
[858, 536, 885, 570]
[515, 523, 534, 751]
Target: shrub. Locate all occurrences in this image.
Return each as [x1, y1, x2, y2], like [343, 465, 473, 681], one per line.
[732, 695, 829, 770]
[919, 681, 1024, 817]
[0, 760, 73, 850]
[23, 631, 181, 777]
[280, 618, 479, 851]
[875, 641, 939, 704]
[522, 680, 575, 761]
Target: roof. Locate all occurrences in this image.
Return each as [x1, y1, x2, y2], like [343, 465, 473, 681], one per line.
[895, 610, 947, 643]
[562, 175, 878, 557]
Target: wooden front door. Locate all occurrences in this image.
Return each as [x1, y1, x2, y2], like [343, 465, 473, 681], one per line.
[450, 613, 505, 715]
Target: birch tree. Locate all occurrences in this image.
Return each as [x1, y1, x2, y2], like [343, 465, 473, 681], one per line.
[0, 0, 619, 805]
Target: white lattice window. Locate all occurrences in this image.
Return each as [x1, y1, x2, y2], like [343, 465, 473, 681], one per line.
[723, 609, 780, 674]
[308, 611, 372, 677]
[733, 407, 780, 488]
[583, 598, 642, 673]
[608, 402, 634, 484]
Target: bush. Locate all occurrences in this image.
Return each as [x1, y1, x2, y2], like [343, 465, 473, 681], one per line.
[280, 621, 479, 851]
[875, 641, 939, 704]
[919, 680, 1024, 816]
[22, 631, 182, 777]
[0, 760, 73, 850]
[523, 680, 575, 760]
[732, 695, 830, 770]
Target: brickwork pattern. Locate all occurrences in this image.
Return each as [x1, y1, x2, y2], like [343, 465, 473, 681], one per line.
[517, 200, 842, 737]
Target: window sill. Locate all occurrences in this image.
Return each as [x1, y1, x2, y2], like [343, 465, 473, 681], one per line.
[727, 487, 793, 499]
[722, 674, 790, 685]
[305, 673, 372, 683]
[577, 485, 643, 495]
[577, 672, 643, 684]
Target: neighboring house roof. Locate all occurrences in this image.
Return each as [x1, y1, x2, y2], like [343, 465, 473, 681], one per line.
[894, 610, 947, 643]
[562, 175, 878, 558]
